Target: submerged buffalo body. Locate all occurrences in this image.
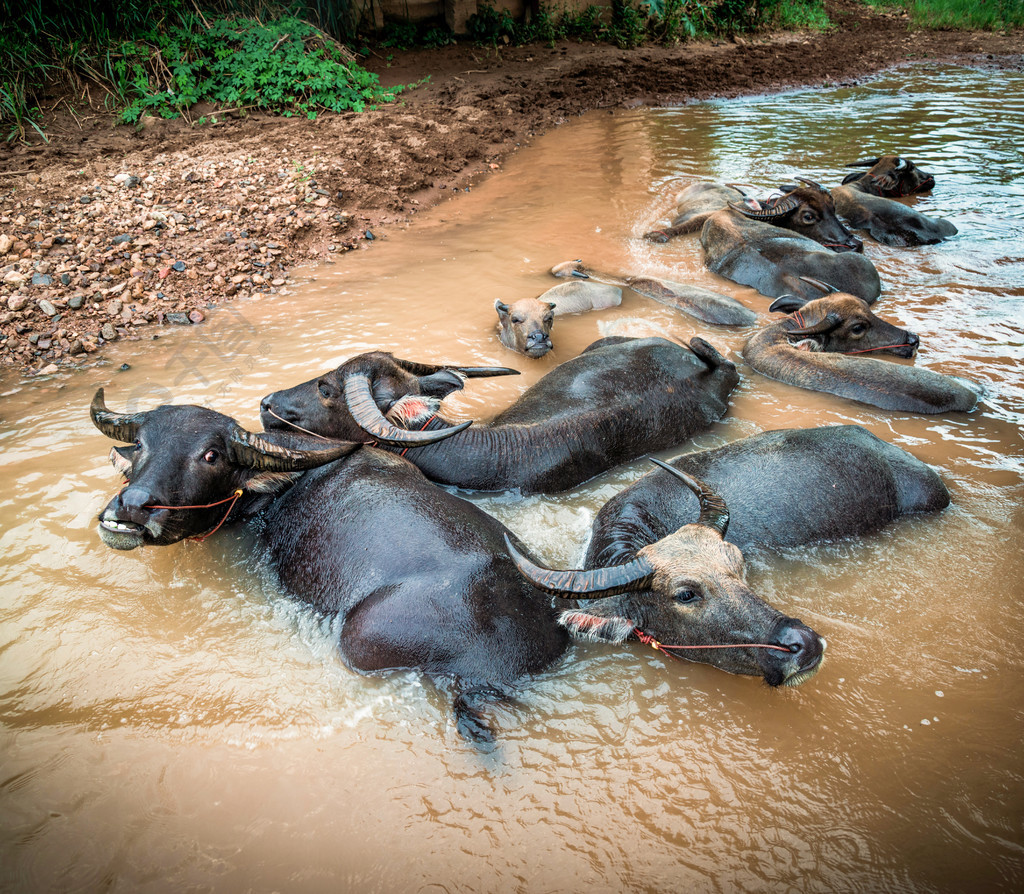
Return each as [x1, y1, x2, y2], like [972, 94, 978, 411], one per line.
[261, 336, 741, 494]
[742, 293, 980, 414]
[586, 425, 951, 569]
[494, 280, 622, 358]
[700, 211, 882, 303]
[91, 390, 819, 740]
[833, 156, 957, 246]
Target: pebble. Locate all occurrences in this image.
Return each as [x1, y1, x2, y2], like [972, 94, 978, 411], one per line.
[165, 312, 190, 325]
[32, 274, 53, 287]
[100, 323, 118, 341]
[7, 295, 29, 312]
[38, 299, 58, 316]
[68, 295, 84, 309]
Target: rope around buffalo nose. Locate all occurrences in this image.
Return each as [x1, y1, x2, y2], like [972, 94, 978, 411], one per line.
[632, 627, 796, 660]
[115, 485, 244, 542]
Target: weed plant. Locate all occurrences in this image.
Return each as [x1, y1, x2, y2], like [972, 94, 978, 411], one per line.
[861, 0, 1024, 28]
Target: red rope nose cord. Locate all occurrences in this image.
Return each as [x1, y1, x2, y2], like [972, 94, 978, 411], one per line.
[118, 485, 244, 542]
[632, 627, 794, 661]
[791, 310, 915, 355]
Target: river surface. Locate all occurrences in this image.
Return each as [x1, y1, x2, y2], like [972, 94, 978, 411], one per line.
[2, 64, 1023, 893]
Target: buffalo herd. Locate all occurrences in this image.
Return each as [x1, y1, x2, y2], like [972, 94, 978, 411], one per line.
[92, 154, 976, 744]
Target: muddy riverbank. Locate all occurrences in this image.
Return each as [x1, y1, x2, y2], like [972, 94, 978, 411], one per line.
[0, 0, 1020, 375]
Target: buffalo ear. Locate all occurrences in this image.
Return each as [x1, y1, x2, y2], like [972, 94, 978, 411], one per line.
[494, 299, 509, 317]
[558, 611, 635, 644]
[778, 182, 800, 194]
[840, 171, 866, 185]
[769, 295, 808, 314]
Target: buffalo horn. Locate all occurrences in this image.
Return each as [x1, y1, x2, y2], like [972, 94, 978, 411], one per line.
[799, 275, 837, 294]
[648, 458, 730, 538]
[344, 373, 471, 445]
[796, 177, 830, 195]
[847, 158, 881, 168]
[729, 196, 798, 220]
[895, 157, 907, 171]
[90, 388, 147, 443]
[228, 427, 360, 472]
[787, 311, 844, 338]
[503, 534, 655, 600]
[395, 357, 520, 378]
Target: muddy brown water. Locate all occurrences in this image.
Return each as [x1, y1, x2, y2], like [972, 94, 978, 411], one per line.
[2, 65, 1023, 892]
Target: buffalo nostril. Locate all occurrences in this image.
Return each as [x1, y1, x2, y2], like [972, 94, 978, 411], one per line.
[260, 397, 273, 412]
[774, 621, 822, 665]
[908, 333, 920, 346]
[119, 485, 152, 512]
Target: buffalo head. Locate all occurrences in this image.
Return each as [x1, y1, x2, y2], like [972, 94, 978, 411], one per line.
[505, 462, 825, 687]
[91, 389, 358, 550]
[841, 156, 936, 196]
[495, 298, 556, 358]
[735, 179, 863, 253]
[261, 352, 519, 443]
[769, 291, 920, 359]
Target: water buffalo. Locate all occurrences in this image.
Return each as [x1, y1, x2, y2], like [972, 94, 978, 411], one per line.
[742, 293, 980, 413]
[832, 156, 958, 246]
[494, 280, 622, 358]
[585, 426, 951, 569]
[260, 336, 741, 494]
[91, 390, 818, 740]
[549, 259, 756, 327]
[506, 461, 825, 687]
[644, 180, 864, 253]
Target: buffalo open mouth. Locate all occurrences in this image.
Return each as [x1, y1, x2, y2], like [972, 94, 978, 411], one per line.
[98, 516, 149, 550]
[524, 342, 552, 358]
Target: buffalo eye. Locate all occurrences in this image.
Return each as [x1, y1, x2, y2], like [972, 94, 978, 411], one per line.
[543, 315, 554, 325]
[800, 210, 817, 224]
[673, 589, 701, 605]
[849, 323, 868, 336]
[203, 449, 219, 464]
[511, 315, 524, 324]
[317, 380, 338, 400]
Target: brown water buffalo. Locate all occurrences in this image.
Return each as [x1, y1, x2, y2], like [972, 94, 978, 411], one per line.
[832, 156, 958, 246]
[506, 462, 825, 688]
[644, 180, 864, 253]
[494, 280, 622, 358]
[585, 426, 950, 565]
[742, 293, 980, 413]
[549, 258, 756, 327]
[260, 336, 740, 494]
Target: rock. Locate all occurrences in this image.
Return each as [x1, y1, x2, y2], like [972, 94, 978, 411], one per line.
[3, 270, 26, 285]
[70, 340, 85, 355]
[7, 295, 29, 312]
[112, 234, 133, 245]
[32, 273, 53, 287]
[188, 310, 205, 324]
[38, 299, 58, 316]
[100, 323, 118, 341]
[68, 295, 85, 309]
[0, 235, 11, 254]
[165, 312, 190, 324]
[60, 273, 72, 286]
[38, 363, 59, 376]
[172, 261, 186, 272]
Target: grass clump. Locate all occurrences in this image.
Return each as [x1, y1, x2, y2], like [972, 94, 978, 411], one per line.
[860, 0, 1024, 28]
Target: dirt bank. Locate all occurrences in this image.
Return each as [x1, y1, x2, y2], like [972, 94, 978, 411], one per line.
[0, 1, 1020, 376]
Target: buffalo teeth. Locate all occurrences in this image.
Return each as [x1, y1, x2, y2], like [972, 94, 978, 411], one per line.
[101, 519, 143, 533]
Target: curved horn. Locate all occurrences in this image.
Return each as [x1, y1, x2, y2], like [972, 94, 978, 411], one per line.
[228, 427, 360, 472]
[799, 275, 837, 294]
[648, 458, 729, 538]
[847, 158, 881, 168]
[344, 373, 471, 446]
[90, 388, 147, 443]
[503, 534, 655, 600]
[786, 311, 844, 338]
[895, 157, 908, 171]
[729, 196, 798, 220]
[796, 177, 830, 195]
[395, 357, 519, 378]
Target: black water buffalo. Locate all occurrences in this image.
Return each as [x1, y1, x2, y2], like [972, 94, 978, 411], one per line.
[742, 293, 980, 413]
[831, 156, 958, 246]
[494, 280, 622, 358]
[584, 426, 950, 570]
[549, 258, 756, 327]
[91, 390, 821, 740]
[506, 461, 826, 687]
[261, 336, 741, 494]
